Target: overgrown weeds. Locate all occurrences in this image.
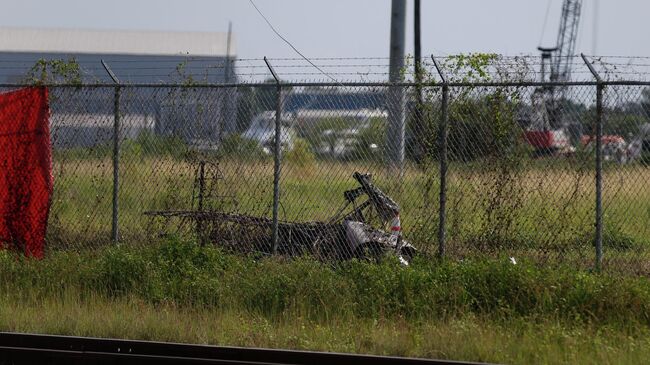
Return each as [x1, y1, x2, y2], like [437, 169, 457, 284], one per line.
[1, 238, 649, 327]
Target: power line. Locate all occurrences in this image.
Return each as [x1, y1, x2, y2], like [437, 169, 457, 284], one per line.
[592, 0, 599, 54]
[538, 0, 553, 46]
[247, 0, 341, 84]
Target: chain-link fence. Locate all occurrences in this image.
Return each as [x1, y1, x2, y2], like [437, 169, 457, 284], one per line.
[2, 55, 650, 274]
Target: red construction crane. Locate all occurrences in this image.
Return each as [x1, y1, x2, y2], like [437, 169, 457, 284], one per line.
[525, 0, 583, 155]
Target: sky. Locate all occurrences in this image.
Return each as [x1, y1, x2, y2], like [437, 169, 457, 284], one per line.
[1, 0, 649, 59]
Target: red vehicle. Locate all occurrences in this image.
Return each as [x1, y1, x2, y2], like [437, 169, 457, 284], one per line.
[581, 135, 627, 163]
[524, 129, 572, 155]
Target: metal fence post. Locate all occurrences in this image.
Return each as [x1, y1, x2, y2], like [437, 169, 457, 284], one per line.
[581, 54, 604, 271]
[595, 83, 604, 270]
[432, 56, 448, 258]
[197, 160, 206, 246]
[264, 57, 282, 255]
[387, 0, 406, 175]
[102, 60, 121, 244]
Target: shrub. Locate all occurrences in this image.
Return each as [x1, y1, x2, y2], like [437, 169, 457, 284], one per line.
[131, 130, 187, 159]
[639, 151, 650, 166]
[602, 225, 639, 251]
[4, 238, 650, 326]
[354, 117, 386, 160]
[95, 246, 148, 295]
[573, 224, 640, 251]
[53, 131, 188, 161]
[219, 134, 269, 161]
[284, 138, 315, 168]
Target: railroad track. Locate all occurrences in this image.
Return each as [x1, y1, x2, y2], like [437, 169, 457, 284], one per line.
[0, 332, 491, 365]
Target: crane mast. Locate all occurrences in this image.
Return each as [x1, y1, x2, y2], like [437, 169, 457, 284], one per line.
[527, 0, 582, 153]
[539, 0, 583, 84]
[551, 0, 582, 82]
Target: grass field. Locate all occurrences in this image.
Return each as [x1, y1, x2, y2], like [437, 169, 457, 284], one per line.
[3, 296, 650, 364]
[6, 76, 649, 364]
[2, 239, 650, 364]
[26, 148, 650, 363]
[47, 151, 650, 272]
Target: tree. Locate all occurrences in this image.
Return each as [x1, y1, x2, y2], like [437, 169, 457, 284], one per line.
[642, 87, 650, 113]
[235, 78, 292, 133]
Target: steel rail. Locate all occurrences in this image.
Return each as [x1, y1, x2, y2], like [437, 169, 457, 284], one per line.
[0, 332, 493, 365]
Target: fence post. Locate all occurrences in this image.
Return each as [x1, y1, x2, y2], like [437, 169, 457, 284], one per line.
[387, 0, 406, 175]
[432, 56, 448, 258]
[197, 160, 206, 246]
[581, 54, 604, 271]
[264, 57, 282, 255]
[102, 60, 121, 244]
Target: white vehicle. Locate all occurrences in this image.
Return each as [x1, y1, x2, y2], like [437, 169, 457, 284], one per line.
[626, 123, 650, 163]
[293, 109, 387, 158]
[242, 111, 297, 154]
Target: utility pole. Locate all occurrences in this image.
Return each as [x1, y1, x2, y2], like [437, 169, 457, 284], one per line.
[387, 0, 407, 172]
[413, 0, 424, 162]
[225, 21, 233, 83]
[414, 0, 421, 86]
[221, 21, 234, 138]
[592, 0, 599, 54]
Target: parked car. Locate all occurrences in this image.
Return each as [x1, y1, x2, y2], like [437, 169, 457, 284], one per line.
[242, 111, 297, 154]
[293, 109, 387, 159]
[581, 135, 627, 163]
[626, 123, 650, 163]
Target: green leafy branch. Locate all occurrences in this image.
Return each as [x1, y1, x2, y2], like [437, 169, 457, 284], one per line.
[24, 58, 82, 86]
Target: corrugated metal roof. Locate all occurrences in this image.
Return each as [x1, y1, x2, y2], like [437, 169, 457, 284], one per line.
[0, 27, 235, 57]
[51, 113, 154, 128]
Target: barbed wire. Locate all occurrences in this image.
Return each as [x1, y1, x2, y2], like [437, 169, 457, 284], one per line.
[1, 55, 650, 83]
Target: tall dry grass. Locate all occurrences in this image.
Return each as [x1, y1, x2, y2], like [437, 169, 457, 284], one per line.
[41, 152, 650, 275]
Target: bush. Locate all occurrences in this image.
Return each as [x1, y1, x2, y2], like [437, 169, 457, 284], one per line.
[573, 225, 640, 251]
[145, 237, 229, 305]
[130, 130, 187, 159]
[639, 151, 650, 166]
[53, 143, 112, 160]
[602, 225, 639, 251]
[238, 257, 350, 318]
[4, 238, 650, 326]
[447, 92, 525, 162]
[53, 131, 189, 161]
[96, 246, 148, 295]
[284, 138, 315, 168]
[219, 134, 269, 161]
[354, 117, 386, 160]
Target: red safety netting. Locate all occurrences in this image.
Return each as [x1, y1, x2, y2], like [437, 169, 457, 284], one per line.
[0, 87, 52, 258]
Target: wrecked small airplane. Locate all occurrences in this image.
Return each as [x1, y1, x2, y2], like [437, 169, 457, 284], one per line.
[146, 171, 416, 264]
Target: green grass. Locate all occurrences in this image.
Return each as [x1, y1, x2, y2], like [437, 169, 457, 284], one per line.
[46, 150, 650, 273]
[3, 239, 650, 324]
[1, 239, 650, 364]
[2, 295, 649, 364]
